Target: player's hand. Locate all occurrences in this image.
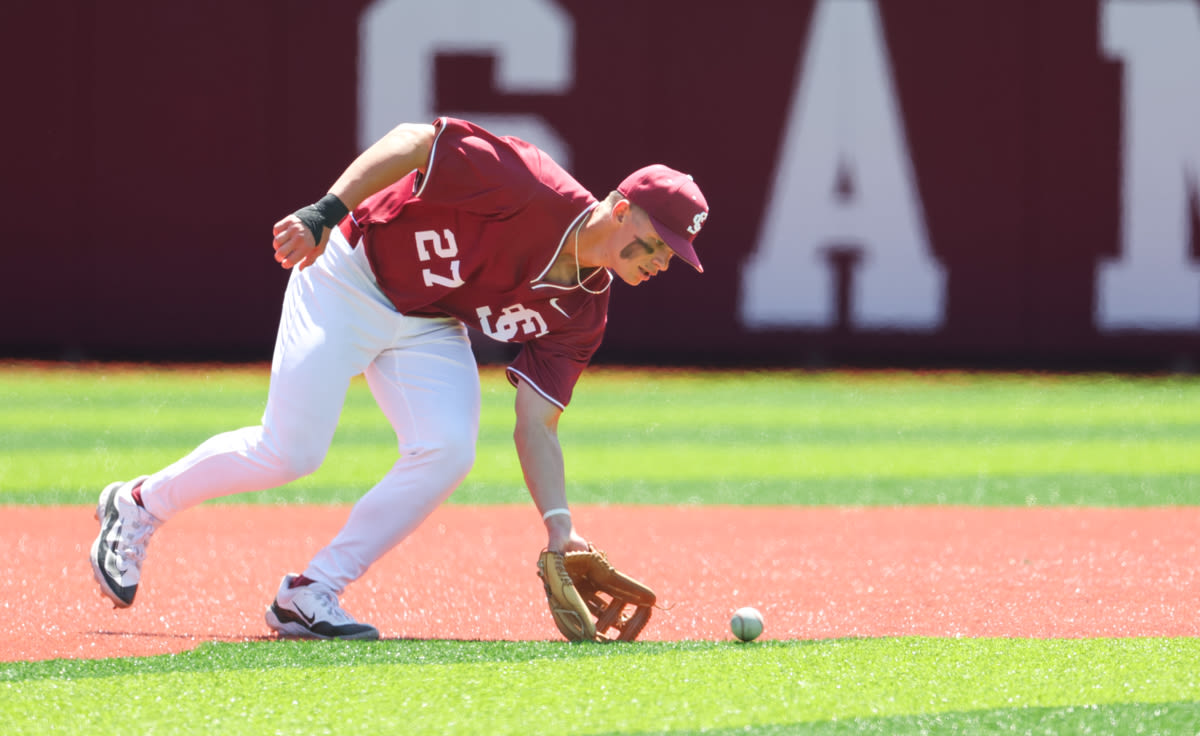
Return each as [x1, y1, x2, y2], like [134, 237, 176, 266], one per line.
[546, 514, 589, 554]
[271, 215, 327, 271]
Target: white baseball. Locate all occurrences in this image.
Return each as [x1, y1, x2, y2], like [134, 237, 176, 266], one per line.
[730, 606, 764, 642]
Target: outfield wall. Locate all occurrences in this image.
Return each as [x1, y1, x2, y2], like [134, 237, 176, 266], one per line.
[6, 0, 1200, 369]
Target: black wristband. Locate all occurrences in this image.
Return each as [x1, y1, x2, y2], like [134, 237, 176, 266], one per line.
[294, 193, 349, 243]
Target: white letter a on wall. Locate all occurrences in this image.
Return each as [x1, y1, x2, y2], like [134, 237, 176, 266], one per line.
[1098, 0, 1200, 331]
[740, 0, 944, 331]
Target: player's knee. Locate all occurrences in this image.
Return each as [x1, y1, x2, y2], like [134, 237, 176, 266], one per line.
[260, 426, 328, 481]
[441, 434, 477, 479]
[266, 439, 326, 481]
[405, 426, 476, 479]
[278, 449, 325, 480]
[434, 428, 477, 478]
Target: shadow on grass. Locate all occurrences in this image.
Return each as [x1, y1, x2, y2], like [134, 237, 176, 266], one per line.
[590, 700, 1200, 736]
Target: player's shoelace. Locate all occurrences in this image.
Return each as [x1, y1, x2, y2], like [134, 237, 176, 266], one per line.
[116, 513, 158, 565]
[302, 587, 355, 625]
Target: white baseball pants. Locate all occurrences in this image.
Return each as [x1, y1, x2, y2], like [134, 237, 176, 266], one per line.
[138, 228, 481, 593]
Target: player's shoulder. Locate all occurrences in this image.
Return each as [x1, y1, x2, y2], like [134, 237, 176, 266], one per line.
[435, 117, 584, 192]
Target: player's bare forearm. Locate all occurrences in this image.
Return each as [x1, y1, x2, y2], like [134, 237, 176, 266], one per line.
[328, 123, 436, 210]
[513, 381, 587, 553]
[513, 384, 568, 524]
[272, 123, 437, 271]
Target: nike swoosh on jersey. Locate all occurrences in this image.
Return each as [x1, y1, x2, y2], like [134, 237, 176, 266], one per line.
[549, 298, 569, 317]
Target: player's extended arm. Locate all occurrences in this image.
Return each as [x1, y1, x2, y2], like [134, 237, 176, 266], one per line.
[326, 123, 435, 211]
[513, 379, 589, 554]
[272, 123, 436, 270]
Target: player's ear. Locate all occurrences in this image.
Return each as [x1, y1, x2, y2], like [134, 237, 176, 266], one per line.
[612, 197, 631, 224]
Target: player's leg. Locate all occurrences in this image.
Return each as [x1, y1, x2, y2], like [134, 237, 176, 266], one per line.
[304, 318, 482, 591]
[92, 229, 390, 608]
[138, 231, 395, 516]
[267, 318, 480, 638]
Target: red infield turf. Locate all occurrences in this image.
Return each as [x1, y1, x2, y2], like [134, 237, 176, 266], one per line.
[2, 505, 1197, 662]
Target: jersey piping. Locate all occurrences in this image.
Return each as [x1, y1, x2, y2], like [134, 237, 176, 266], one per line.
[505, 366, 565, 411]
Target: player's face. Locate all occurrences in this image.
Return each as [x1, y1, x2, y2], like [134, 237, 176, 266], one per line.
[612, 209, 675, 286]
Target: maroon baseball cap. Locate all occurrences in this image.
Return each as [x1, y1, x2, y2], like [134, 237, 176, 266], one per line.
[617, 164, 709, 273]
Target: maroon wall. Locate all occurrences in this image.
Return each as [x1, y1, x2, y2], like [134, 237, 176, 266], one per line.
[4, 0, 1198, 369]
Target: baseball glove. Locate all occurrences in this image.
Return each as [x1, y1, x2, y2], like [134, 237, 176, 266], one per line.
[536, 544, 656, 642]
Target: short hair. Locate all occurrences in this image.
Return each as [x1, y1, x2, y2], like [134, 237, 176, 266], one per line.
[603, 190, 648, 220]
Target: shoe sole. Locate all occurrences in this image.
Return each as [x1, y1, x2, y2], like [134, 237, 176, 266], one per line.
[90, 481, 135, 609]
[264, 604, 380, 641]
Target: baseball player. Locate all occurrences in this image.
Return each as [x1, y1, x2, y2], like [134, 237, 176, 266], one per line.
[90, 117, 709, 640]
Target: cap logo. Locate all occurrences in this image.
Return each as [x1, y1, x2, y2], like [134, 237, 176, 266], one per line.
[685, 211, 708, 236]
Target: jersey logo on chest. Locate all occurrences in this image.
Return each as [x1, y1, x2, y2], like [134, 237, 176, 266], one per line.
[476, 304, 549, 342]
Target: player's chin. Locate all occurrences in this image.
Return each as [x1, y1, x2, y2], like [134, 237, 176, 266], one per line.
[619, 268, 652, 286]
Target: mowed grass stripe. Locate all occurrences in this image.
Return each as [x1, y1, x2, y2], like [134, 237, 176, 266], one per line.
[9, 421, 1200, 448]
[3, 442, 1199, 505]
[5, 367, 1200, 428]
[5, 367, 1200, 434]
[2, 365, 1199, 506]
[5, 438, 1199, 478]
[4, 639, 1199, 735]
[1, 473, 1195, 506]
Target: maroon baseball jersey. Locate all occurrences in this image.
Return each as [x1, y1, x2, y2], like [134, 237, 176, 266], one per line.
[340, 117, 612, 409]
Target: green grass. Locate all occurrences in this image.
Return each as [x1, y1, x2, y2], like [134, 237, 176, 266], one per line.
[2, 364, 1199, 506]
[3, 639, 1199, 735]
[3, 363, 1199, 734]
